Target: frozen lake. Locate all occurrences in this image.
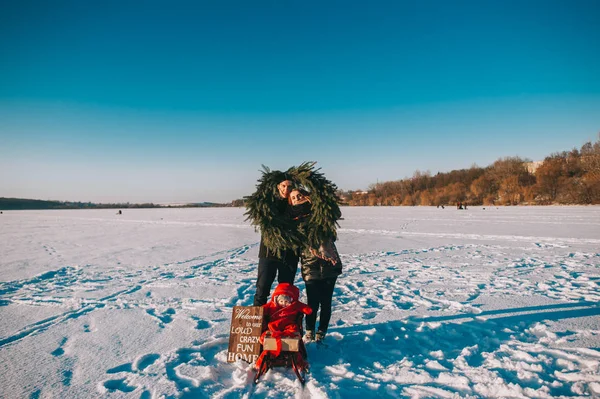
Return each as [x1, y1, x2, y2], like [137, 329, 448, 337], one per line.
[1, 206, 599, 398]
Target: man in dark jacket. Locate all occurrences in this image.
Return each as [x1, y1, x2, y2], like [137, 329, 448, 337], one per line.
[253, 179, 300, 306]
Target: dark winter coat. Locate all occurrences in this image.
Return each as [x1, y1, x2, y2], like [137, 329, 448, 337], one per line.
[300, 241, 342, 282]
[258, 198, 299, 265]
[289, 202, 342, 281]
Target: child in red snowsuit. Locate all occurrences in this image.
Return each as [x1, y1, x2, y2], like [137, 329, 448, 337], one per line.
[255, 283, 312, 368]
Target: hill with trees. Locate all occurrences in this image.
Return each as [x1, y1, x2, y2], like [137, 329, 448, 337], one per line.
[341, 135, 600, 206]
[3, 136, 599, 210]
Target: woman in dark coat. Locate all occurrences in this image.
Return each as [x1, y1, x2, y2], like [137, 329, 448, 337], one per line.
[289, 189, 342, 343]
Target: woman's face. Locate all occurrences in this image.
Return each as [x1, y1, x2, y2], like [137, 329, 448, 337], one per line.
[277, 180, 293, 198]
[289, 190, 305, 205]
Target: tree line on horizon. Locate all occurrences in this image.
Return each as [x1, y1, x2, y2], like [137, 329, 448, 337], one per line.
[0, 198, 231, 211]
[341, 135, 600, 206]
[4, 136, 598, 210]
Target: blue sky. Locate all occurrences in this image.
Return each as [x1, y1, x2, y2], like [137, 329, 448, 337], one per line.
[1, 0, 599, 203]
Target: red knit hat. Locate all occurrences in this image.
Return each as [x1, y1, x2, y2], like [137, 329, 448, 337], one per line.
[271, 283, 299, 302]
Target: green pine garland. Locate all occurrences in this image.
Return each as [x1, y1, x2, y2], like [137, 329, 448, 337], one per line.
[244, 162, 342, 255]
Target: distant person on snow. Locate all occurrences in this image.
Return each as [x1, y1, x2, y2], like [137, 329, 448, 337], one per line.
[289, 188, 342, 343]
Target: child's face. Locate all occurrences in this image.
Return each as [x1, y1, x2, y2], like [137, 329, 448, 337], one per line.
[276, 295, 292, 307]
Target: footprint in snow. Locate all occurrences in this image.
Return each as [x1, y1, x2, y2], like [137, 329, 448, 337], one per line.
[51, 337, 68, 357]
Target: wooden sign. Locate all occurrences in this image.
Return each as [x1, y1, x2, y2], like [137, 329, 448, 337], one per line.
[227, 306, 264, 363]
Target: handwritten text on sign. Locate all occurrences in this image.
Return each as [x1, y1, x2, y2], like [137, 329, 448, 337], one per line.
[227, 306, 264, 363]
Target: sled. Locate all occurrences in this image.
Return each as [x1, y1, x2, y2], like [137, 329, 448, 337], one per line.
[253, 315, 309, 385]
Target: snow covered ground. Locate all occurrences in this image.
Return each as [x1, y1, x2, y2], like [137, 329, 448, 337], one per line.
[1, 206, 599, 399]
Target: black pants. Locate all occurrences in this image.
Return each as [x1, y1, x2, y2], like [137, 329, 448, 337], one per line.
[253, 258, 298, 306]
[304, 277, 337, 333]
